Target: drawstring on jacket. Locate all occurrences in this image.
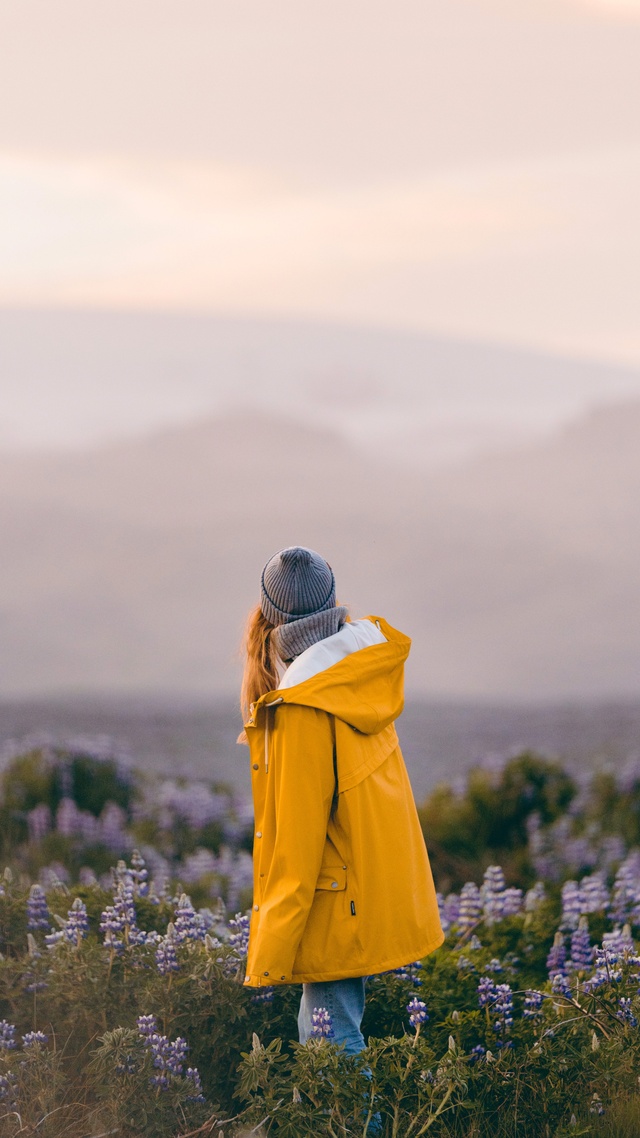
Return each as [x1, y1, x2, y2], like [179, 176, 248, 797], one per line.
[263, 698, 283, 772]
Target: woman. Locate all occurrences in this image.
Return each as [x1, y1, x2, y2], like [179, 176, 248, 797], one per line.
[239, 545, 443, 1055]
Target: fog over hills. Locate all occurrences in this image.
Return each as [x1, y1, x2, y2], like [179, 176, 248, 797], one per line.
[3, 309, 640, 461]
[1, 399, 639, 700]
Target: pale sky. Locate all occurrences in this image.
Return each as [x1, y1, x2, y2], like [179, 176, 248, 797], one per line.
[1, 0, 640, 366]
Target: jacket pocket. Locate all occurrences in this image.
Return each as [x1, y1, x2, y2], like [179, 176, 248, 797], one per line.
[315, 866, 347, 891]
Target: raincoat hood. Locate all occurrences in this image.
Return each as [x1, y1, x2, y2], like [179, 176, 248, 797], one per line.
[251, 616, 410, 736]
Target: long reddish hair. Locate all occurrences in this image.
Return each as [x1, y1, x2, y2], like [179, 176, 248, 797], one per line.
[239, 604, 280, 734]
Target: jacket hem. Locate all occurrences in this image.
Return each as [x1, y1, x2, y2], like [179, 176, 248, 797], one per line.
[243, 929, 445, 987]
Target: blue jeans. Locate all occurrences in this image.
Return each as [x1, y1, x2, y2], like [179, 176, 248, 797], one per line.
[298, 976, 366, 1054]
[298, 978, 382, 1135]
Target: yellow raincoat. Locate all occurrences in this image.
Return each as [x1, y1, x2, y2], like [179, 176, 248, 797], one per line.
[242, 616, 444, 987]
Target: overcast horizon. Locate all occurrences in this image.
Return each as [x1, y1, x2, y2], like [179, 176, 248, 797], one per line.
[2, 309, 640, 463]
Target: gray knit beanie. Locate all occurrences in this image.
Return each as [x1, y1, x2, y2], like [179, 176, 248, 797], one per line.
[260, 546, 347, 661]
[261, 546, 335, 625]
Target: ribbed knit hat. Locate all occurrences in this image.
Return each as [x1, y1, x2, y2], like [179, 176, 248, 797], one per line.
[260, 546, 336, 627]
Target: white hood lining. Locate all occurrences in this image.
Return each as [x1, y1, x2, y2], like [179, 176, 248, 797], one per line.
[278, 618, 387, 691]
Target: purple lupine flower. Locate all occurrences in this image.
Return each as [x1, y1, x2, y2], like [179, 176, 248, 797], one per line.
[228, 913, 250, 957]
[44, 930, 65, 949]
[524, 882, 546, 912]
[560, 881, 583, 932]
[457, 882, 482, 932]
[456, 955, 474, 970]
[583, 939, 625, 993]
[568, 917, 594, 973]
[24, 933, 46, 995]
[250, 987, 275, 1003]
[100, 902, 126, 953]
[130, 849, 149, 896]
[478, 976, 513, 1037]
[589, 1094, 605, 1116]
[0, 1021, 17, 1051]
[310, 1007, 334, 1039]
[437, 892, 460, 934]
[167, 1037, 188, 1074]
[99, 803, 130, 852]
[481, 866, 506, 926]
[477, 976, 497, 1008]
[502, 887, 523, 917]
[115, 1054, 137, 1075]
[580, 873, 609, 915]
[406, 997, 429, 1027]
[137, 1015, 158, 1037]
[211, 848, 254, 912]
[138, 1021, 195, 1092]
[156, 934, 180, 975]
[27, 803, 52, 843]
[491, 984, 514, 1040]
[56, 797, 82, 837]
[0, 1074, 17, 1101]
[603, 926, 634, 958]
[179, 848, 218, 885]
[523, 990, 544, 1019]
[64, 898, 89, 945]
[22, 1031, 48, 1048]
[527, 813, 557, 882]
[100, 879, 147, 951]
[144, 1033, 171, 1088]
[154, 779, 228, 831]
[611, 860, 638, 926]
[26, 884, 50, 931]
[601, 835, 626, 873]
[394, 960, 423, 984]
[469, 1044, 486, 1062]
[551, 972, 572, 998]
[39, 863, 69, 890]
[0, 1071, 18, 1107]
[174, 894, 206, 943]
[436, 892, 447, 931]
[185, 1067, 205, 1103]
[484, 958, 504, 973]
[617, 998, 638, 1026]
[547, 932, 567, 979]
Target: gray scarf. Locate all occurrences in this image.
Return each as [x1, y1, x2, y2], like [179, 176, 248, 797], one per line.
[272, 605, 348, 663]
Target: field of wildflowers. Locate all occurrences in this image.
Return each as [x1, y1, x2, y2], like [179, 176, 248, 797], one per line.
[3, 737, 640, 1136]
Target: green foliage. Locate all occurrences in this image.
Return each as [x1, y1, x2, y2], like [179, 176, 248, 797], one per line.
[62, 751, 134, 816]
[418, 753, 576, 892]
[1, 857, 639, 1138]
[4, 742, 640, 1136]
[582, 770, 640, 849]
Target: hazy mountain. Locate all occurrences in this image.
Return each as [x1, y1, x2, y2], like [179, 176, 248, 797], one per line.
[1, 401, 639, 699]
[3, 308, 640, 462]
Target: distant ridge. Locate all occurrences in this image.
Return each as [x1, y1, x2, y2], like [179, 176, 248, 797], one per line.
[1, 399, 639, 700]
[2, 307, 640, 464]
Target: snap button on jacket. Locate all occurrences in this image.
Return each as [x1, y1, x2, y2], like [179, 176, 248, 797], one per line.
[242, 616, 444, 986]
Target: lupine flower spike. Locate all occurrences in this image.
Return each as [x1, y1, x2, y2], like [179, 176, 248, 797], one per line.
[310, 1007, 334, 1039]
[407, 997, 429, 1027]
[0, 1021, 17, 1051]
[407, 996, 429, 1045]
[65, 898, 89, 945]
[547, 931, 567, 980]
[26, 884, 50, 931]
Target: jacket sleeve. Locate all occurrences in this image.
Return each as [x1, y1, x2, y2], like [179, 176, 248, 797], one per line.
[244, 704, 335, 985]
